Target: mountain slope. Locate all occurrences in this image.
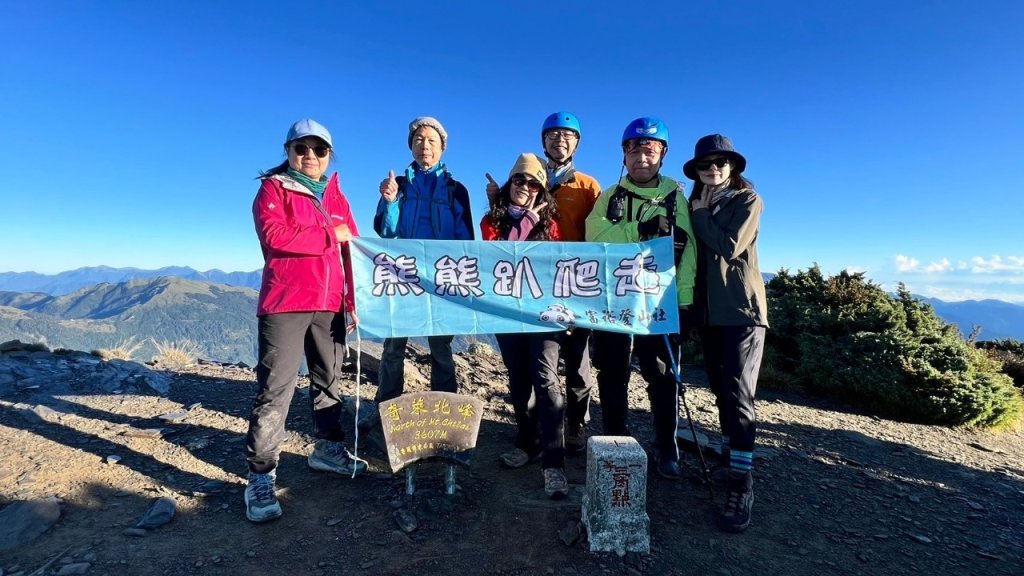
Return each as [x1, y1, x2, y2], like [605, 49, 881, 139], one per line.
[0, 277, 260, 364]
[921, 297, 1024, 341]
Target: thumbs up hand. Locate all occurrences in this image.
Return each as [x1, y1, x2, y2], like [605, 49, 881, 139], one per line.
[380, 169, 398, 202]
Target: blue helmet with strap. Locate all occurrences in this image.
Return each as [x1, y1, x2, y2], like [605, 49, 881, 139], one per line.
[542, 111, 581, 137]
[621, 117, 669, 150]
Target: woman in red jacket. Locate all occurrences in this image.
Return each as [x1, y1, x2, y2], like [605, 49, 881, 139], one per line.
[480, 153, 572, 499]
[244, 119, 366, 524]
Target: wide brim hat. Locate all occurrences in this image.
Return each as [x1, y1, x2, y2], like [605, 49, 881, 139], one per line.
[682, 134, 746, 180]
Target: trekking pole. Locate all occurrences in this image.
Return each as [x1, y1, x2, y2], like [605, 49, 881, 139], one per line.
[662, 334, 714, 499]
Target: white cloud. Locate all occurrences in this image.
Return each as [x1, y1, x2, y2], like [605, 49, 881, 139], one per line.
[923, 258, 952, 273]
[970, 256, 1024, 274]
[905, 283, 1024, 304]
[896, 254, 919, 272]
[895, 254, 1024, 275]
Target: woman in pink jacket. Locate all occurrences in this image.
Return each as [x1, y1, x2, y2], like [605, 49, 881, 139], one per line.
[244, 119, 365, 524]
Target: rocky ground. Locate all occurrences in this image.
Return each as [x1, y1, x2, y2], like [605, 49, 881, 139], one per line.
[0, 340, 1022, 576]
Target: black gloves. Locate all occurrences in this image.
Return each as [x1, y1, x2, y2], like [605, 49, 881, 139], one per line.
[638, 214, 671, 238]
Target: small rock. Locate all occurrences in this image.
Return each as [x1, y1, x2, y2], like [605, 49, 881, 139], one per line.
[558, 521, 582, 546]
[54, 563, 91, 576]
[0, 498, 62, 552]
[326, 518, 343, 527]
[120, 428, 164, 439]
[912, 534, 932, 544]
[393, 509, 418, 533]
[158, 410, 188, 422]
[135, 497, 176, 529]
[104, 455, 122, 465]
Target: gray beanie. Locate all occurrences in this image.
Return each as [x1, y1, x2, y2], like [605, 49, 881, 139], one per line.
[408, 116, 448, 150]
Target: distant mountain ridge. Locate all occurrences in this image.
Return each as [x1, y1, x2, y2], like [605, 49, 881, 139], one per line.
[0, 266, 263, 295]
[919, 297, 1024, 341]
[0, 277, 260, 365]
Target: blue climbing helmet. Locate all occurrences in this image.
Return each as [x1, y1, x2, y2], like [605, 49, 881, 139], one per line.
[621, 117, 669, 151]
[542, 111, 581, 137]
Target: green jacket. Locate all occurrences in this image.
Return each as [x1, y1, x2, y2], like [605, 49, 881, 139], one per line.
[585, 175, 697, 307]
[690, 188, 768, 327]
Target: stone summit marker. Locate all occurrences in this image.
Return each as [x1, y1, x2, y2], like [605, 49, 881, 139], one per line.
[581, 436, 650, 555]
[379, 391, 484, 494]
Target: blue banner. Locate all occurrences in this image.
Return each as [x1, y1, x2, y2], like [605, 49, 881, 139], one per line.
[350, 237, 679, 338]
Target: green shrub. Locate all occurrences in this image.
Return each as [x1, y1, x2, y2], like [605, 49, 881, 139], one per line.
[977, 339, 1024, 391]
[765, 267, 1023, 428]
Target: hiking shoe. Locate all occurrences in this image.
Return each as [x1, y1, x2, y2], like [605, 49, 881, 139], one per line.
[565, 423, 587, 455]
[656, 457, 681, 480]
[543, 468, 570, 499]
[244, 470, 282, 523]
[308, 440, 367, 476]
[718, 471, 754, 533]
[499, 447, 536, 469]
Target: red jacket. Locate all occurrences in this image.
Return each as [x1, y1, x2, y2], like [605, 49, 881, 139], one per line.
[253, 172, 359, 316]
[479, 213, 561, 241]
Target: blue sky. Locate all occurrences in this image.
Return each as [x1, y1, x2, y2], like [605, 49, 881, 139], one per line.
[3, 1, 1023, 302]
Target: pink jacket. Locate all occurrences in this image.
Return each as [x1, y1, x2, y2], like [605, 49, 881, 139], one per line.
[253, 172, 359, 316]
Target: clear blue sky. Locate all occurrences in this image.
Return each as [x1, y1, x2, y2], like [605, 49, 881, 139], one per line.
[3, 1, 1023, 302]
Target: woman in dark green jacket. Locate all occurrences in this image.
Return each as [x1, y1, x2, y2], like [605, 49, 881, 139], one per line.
[685, 134, 767, 534]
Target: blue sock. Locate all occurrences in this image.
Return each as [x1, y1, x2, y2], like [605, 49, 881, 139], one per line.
[730, 450, 753, 473]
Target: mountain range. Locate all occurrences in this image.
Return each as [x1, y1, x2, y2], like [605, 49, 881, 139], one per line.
[0, 268, 1020, 367]
[0, 266, 263, 295]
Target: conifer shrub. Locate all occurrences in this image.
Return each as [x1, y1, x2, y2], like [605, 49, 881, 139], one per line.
[977, 339, 1024, 391]
[764, 267, 1023, 428]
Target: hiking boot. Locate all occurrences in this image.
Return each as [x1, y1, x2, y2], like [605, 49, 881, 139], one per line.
[718, 470, 754, 533]
[308, 440, 367, 476]
[499, 447, 536, 469]
[543, 468, 570, 499]
[565, 422, 588, 455]
[656, 455, 681, 480]
[244, 470, 282, 523]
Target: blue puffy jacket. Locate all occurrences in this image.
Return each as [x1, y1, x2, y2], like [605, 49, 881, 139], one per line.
[373, 162, 475, 240]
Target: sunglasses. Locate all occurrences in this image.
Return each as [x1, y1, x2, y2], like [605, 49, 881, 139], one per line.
[694, 157, 729, 171]
[510, 175, 544, 193]
[291, 143, 331, 158]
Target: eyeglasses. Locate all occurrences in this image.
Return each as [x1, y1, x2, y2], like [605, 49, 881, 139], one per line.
[545, 130, 578, 142]
[291, 143, 331, 158]
[694, 157, 729, 171]
[510, 175, 544, 193]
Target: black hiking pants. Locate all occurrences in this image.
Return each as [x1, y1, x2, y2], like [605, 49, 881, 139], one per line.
[591, 331, 680, 460]
[702, 325, 765, 454]
[246, 311, 347, 474]
[375, 335, 457, 403]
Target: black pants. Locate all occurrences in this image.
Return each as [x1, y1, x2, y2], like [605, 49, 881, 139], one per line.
[561, 328, 595, 429]
[246, 312, 347, 474]
[375, 335, 457, 403]
[591, 331, 680, 459]
[702, 326, 765, 454]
